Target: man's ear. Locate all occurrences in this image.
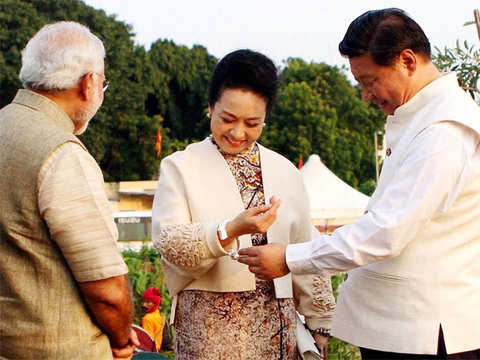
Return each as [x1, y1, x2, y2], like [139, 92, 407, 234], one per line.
[77, 72, 93, 101]
[399, 49, 417, 75]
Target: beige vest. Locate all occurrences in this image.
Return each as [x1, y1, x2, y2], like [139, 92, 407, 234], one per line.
[0, 90, 112, 360]
[332, 74, 480, 354]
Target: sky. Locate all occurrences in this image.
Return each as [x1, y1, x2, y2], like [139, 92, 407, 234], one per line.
[82, 0, 479, 77]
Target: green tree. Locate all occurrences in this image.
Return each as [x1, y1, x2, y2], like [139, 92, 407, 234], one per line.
[262, 81, 337, 165]
[264, 58, 384, 190]
[0, 0, 44, 107]
[147, 40, 217, 142]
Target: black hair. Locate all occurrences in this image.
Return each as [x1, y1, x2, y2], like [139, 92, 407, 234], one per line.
[208, 49, 279, 113]
[339, 8, 431, 66]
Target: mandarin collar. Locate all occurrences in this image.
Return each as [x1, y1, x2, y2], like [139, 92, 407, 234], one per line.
[386, 72, 458, 126]
[12, 89, 75, 133]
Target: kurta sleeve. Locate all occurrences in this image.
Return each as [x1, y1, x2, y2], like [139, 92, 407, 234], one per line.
[38, 142, 128, 282]
[290, 173, 335, 330]
[286, 122, 480, 274]
[152, 155, 229, 281]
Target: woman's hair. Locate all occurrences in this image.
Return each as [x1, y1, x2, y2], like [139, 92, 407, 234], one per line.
[208, 49, 279, 113]
[339, 8, 431, 66]
[19, 21, 105, 91]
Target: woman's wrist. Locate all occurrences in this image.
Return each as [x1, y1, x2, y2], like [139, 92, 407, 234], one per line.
[225, 219, 238, 239]
[217, 219, 237, 247]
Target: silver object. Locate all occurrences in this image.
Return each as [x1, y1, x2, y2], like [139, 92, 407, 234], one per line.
[227, 249, 240, 260]
[217, 219, 229, 241]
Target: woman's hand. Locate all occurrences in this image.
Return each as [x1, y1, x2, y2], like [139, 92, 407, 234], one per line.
[313, 333, 329, 360]
[226, 196, 281, 238]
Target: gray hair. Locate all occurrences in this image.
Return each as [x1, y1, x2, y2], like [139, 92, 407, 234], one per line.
[19, 21, 105, 91]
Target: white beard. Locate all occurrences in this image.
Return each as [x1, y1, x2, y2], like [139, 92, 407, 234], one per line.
[73, 87, 102, 135]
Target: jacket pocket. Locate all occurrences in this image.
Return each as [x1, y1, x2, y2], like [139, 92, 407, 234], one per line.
[358, 268, 408, 284]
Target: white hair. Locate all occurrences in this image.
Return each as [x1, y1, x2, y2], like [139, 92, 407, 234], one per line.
[19, 21, 105, 91]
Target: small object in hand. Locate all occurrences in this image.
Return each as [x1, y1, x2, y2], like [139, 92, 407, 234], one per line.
[228, 249, 240, 260]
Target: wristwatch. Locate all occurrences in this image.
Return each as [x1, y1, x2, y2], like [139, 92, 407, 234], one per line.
[218, 219, 241, 260]
[217, 219, 230, 241]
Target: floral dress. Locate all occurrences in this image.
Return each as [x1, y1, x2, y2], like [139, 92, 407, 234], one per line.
[156, 138, 335, 360]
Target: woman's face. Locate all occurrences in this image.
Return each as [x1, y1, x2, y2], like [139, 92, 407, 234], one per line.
[210, 88, 267, 154]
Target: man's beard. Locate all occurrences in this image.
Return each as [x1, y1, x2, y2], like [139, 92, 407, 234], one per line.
[72, 88, 102, 135]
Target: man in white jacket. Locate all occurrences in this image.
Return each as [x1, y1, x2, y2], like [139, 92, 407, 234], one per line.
[239, 8, 480, 359]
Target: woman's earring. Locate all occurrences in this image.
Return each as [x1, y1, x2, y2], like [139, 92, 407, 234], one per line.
[262, 123, 266, 127]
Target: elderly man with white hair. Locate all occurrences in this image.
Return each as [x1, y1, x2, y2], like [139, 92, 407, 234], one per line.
[0, 22, 138, 359]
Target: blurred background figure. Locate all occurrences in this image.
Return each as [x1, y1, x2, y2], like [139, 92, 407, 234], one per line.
[141, 286, 165, 352]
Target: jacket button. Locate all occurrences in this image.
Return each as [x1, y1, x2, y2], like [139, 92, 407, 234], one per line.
[386, 148, 391, 156]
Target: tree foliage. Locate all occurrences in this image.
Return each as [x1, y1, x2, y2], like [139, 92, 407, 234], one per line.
[263, 59, 384, 189]
[147, 40, 217, 141]
[433, 40, 480, 101]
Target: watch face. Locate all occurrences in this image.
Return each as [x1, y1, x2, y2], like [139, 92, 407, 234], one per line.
[217, 220, 229, 240]
[219, 231, 227, 241]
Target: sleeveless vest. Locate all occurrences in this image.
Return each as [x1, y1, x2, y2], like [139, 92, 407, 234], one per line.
[332, 74, 480, 354]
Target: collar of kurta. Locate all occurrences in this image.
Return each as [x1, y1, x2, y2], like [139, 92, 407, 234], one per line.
[12, 89, 75, 134]
[387, 72, 458, 123]
[384, 72, 459, 150]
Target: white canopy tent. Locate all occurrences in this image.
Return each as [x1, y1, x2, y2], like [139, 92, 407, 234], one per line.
[299, 154, 369, 228]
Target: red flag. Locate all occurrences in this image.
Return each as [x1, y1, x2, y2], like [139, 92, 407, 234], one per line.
[155, 129, 162, 157]
[298, 154, 303, 169]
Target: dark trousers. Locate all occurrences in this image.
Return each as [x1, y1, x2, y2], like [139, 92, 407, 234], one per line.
[360, 328, 480, 360]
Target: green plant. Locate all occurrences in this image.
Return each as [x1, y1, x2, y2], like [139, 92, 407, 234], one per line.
[433, 40, 480, 101]
[328, 337, 361, 360]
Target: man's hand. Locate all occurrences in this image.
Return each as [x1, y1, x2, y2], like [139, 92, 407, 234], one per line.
[237, 243, 289, 280]
[226, 196, 281, 239]
[111, 328, 140, 360]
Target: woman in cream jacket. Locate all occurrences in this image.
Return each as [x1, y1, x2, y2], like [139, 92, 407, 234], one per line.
[152, 49, 335, 360]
